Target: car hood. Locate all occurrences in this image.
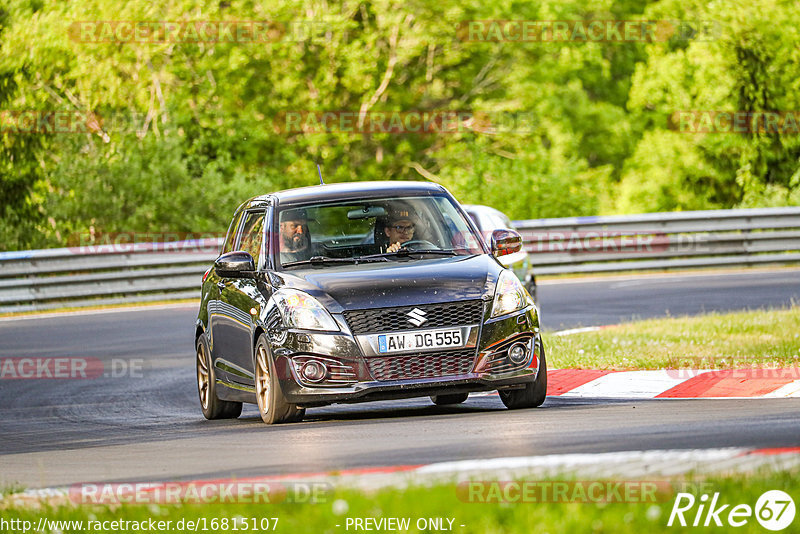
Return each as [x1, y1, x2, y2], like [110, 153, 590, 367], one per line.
[271, 254, 503, 312]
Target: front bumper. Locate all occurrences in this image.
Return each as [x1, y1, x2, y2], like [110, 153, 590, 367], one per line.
[271, 303, 542, 407]
[284, 368, 538, 406]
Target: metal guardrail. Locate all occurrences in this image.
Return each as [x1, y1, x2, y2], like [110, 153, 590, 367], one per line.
[1, 208, 799, 313]
[0, 239, 221, 313]
[513, 207, 800, 275]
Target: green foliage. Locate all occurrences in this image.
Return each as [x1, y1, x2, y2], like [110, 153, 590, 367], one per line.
[44, 135, 270, 245]
[622, 0, 800, 211]
[616, 130, 732, 212]
[1, 0, 799, 250]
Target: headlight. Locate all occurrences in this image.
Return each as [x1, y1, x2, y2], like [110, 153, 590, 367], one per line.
[272, 289, 340, 331]
[490, 270, 528, 318]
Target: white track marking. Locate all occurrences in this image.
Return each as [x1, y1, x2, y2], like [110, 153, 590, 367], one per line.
[415, 448, 746, 477]
[552, 326, 604, 336]
[764, 379, 800, 398]
[559, 370, 715, 398]
[9, 447, 800, 505]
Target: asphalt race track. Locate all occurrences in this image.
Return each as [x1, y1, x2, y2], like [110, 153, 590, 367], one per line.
[1, 268, 799, 488]
[540, 268, 800, 329]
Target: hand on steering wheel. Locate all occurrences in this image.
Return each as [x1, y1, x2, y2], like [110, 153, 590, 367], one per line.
[387, 239, 438, 252]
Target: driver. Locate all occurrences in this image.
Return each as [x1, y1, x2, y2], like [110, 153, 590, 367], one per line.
[384, 209, 417, 253]
[280, 208, 312, 263]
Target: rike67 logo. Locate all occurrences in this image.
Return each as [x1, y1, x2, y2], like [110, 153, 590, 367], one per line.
[668, 490, 795, 530]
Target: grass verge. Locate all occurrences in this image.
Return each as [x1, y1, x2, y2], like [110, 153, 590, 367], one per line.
[3, 469, 798, 533]
[547, 306, 800, 370]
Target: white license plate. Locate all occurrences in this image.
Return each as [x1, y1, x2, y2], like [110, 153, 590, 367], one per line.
[377, 328, 464, 354]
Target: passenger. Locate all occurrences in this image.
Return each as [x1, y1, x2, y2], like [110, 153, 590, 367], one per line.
[280, 208, 312, 263]
[384, 209, 417, 253]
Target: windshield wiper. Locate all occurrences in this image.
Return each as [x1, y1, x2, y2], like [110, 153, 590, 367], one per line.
[402, 249, 459, 256]
[359, 249, 459, 260]
[282, 256, 358, 268]
[283, 255, 389, 268]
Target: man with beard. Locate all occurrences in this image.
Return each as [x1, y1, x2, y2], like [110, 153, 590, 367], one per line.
[280, 208, 312, 264]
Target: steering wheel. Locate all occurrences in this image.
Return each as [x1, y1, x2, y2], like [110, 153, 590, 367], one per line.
[400, 239, 439, 250]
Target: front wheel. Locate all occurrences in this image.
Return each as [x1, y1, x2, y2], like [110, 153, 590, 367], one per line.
[254, 334, 305, 424]
[196, 333, 242, 420]
[525, 275, 538, 304]
[431, 393, 469, 405]
[499, 341, 547, 410]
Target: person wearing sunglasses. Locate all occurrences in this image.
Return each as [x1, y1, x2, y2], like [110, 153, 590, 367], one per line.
[384, 209, 417, 253]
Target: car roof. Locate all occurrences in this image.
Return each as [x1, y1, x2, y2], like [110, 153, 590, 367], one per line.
[246, 181, 447, 208]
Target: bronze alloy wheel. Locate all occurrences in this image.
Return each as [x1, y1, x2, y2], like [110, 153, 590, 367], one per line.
[195, 333, 242, 419]
[255, 342, 272, 419]
[254, 334, 305, 424]
[197, 341, 210, 410]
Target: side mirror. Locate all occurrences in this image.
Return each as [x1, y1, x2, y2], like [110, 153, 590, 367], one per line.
[491, 229, 523, 257]
[215, 251, 255, 277]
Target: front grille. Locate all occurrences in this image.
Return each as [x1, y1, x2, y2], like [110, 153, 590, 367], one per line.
[344, 300, 484, 335]
[367, 349, 477, 381]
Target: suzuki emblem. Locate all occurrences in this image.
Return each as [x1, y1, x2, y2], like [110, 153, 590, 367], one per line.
[407, 308, 428, 327]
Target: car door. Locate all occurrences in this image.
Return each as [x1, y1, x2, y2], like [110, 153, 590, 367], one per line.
[212, 209, 267, 387]
[208, 207, 245, 366]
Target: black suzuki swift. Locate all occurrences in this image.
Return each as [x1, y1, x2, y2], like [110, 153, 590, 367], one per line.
[195, 181, 546, 424]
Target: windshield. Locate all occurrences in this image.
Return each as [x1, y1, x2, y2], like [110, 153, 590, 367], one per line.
[275, 194, 485, 268]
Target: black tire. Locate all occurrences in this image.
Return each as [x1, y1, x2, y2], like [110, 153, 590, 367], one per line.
[525, 275, 538, 304]
[431, 393, 470, 405]
[254, 334, 305, 424]
[196, 333, 242, 419]
[499, 340, 547, 410]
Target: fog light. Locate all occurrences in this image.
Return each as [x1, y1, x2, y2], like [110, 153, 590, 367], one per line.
[508, 343, 527, 365]
[302, 360, 327, 382]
